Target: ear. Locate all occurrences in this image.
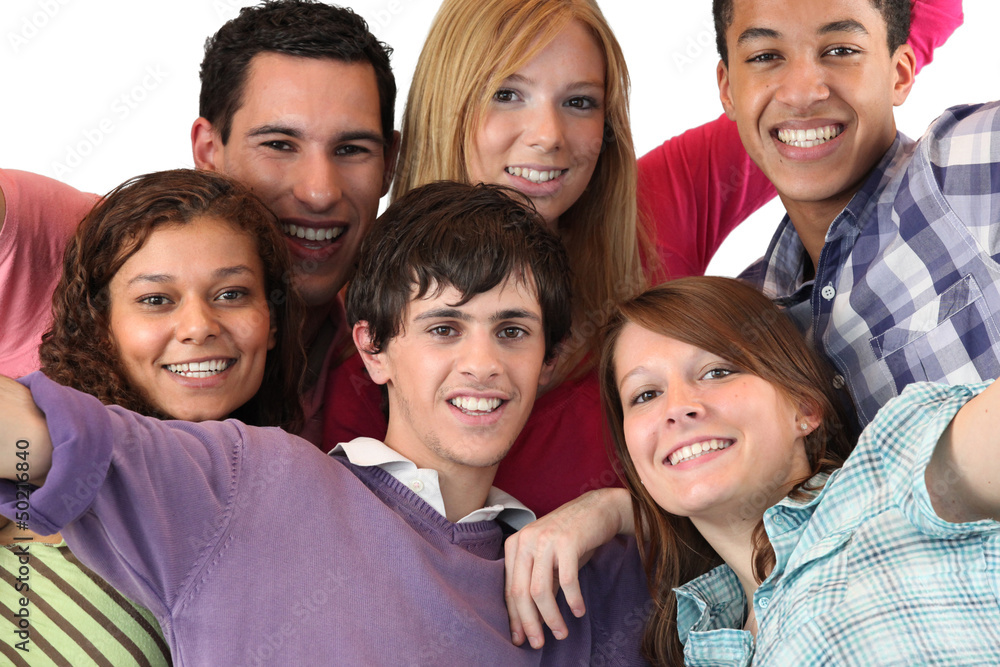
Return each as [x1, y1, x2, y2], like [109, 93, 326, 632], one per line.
[352, 321, 390, 386]
[717, 60, 737, 121]
[538, 355, 557, 388]
[795, 399, 822, 437]
[267, 322, 277, 351]
[381, 130, 401, 196]
[191, 117, 222, 171]
[890, 43, 916, 107]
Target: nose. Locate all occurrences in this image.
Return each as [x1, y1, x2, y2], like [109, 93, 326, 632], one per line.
[292, 150, 343, 214]
[663, 381, 703, 425]
[175, 299, 221, 344]
[524, 103, 566, 152]
[459, 332, 502, 382]
[774, 57, 830, 111]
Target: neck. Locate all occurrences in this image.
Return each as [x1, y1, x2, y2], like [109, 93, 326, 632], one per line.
[692, 514, 766, 635]
[779, 192, 855, 272]
[383, 430, 498, 523]
[435, 463, 497, 523]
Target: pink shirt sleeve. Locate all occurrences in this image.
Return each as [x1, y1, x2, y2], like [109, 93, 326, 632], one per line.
[0, 170, 97, 377]
[637, 0, 963, 280]
[638, 114, 774, 280]
[910, 0, 964, 75]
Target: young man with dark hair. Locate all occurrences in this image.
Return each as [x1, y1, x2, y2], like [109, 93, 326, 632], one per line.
[714, 0, 1000, 427]
[2, 0, 398, 444]
[0, 182, 647, 665]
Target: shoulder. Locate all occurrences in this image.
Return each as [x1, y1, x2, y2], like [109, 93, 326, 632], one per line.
[922, 102, 1000, 163]
[0, 169, 97, 247]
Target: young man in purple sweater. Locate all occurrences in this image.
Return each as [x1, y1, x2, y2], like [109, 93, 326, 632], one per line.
[0, 181, 649, 666]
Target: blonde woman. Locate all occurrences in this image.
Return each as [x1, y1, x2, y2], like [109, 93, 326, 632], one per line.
[323, 0, 960, 517]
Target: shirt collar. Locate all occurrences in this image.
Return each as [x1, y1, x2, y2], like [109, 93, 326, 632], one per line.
[759, 132, 912, 299]
[330, 438, 536, 529]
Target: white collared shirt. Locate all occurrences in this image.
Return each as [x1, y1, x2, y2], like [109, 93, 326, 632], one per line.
[330, 438, 535, 529]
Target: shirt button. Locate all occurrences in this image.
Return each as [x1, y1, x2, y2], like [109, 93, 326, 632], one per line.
[758, 597, 770, 609]
[410, 479, 424, 492]
[832, 374, 846, 389]
[821, 285, 836, 300]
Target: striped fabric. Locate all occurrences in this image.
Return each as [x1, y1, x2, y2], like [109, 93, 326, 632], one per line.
[676, 381, 1000, 665]
[744, 102, 1000, 427]
[1, 540, 170, 666]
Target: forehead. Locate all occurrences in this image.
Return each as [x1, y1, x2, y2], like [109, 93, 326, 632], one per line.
[234, 52, 383, 137]
[118, 216, 260, 271]
[727, 0, 886, 45]
[406, 276, 542, 318]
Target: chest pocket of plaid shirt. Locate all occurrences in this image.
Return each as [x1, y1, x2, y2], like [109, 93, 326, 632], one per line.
[869, 274, 1000, 394]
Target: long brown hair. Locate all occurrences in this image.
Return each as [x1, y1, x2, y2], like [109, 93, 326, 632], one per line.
[394, 0, 654, 385]
[599, 277, 854, 666]
[40, 169, 305, 430]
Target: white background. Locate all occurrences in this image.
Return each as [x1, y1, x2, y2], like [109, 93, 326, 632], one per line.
[3, 0, 997, 275]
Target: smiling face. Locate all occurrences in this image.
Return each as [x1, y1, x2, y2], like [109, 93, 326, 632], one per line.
[193, 53, 394, 308]
[614, 323, 811, 526]
[108, 215, 275, 422]
[356, 279, 550, 480]
[467, 20, 606, 228]
[717, 0, 914, 224]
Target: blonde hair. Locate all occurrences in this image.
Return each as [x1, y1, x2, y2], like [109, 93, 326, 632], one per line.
[394, 0, 652, 383]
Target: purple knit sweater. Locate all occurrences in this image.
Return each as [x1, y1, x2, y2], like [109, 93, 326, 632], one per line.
[0, 373, 650, 666]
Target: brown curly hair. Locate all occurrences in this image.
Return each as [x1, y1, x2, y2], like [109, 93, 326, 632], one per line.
[40, 169, 305, 430]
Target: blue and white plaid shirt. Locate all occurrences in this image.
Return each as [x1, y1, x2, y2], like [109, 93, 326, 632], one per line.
[744, 102, 1000, 426]
[676, 381, 1000, 666]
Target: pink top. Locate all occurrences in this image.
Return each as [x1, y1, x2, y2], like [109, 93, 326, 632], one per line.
[322, 0, 964, 516]
[0, 169, 96, 378]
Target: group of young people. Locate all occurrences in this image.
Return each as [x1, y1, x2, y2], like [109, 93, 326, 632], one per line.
[1, 0, 997, 665]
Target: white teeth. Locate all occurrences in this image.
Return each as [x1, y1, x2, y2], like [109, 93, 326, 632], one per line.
[449, 396, 503, 414]
[776, 124, 843, 148]
[505, 167, 563, 184]
[668, 439, 732, 466]
[165, 359, 234, 378]
[281, 224, 346, 242]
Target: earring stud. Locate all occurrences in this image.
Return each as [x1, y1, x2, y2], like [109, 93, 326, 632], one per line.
[799, 422, 809, 431]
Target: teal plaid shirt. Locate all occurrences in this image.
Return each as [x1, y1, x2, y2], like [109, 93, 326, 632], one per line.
[676, 381, 1000, 666]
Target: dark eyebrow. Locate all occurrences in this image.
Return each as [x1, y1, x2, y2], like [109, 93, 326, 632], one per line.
[414, 307, 469, 322]
[737, 26, 780, 47]
[247, 124, 386, 146]
[247, 124, 303, 139]
[492, 309, 541, 324]
[127, 265, 255, 287]
[413, 307, 541, 324]
[737, 19, 868, 49]
[820, 19, 869, 37]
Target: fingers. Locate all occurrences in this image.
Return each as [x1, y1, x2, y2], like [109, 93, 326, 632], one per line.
[557, 549, 586, 619]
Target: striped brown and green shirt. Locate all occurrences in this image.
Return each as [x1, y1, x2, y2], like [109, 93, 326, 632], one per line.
[2, 540, 170, 666]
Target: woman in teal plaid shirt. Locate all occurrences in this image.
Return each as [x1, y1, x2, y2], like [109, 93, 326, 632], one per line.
[598, 277, 1000, 666]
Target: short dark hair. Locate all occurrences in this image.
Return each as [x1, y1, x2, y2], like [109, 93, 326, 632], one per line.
[346, 181, 573, 363]
[199, 0, 396, 145]
[40, 169, 306, 431]
[713, 0, 911, 65]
